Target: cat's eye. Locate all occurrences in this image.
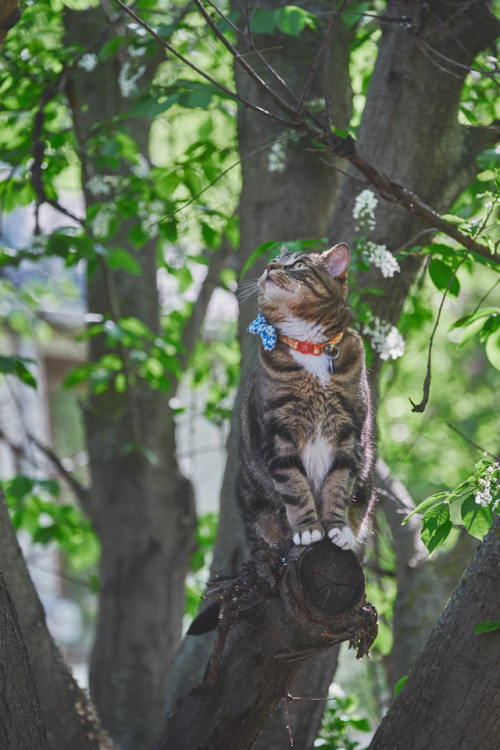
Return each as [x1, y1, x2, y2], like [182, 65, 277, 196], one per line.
[292, 261, 307, 270]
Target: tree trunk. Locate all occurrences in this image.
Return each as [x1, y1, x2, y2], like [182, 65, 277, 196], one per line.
[0, 0, 20, 50]
[0, 570, 49, 750]
[64, 8, 197, 747]
[166, 2, 500, 743]
[160, 542, 376, 750]
[368, 516, 500, 750]
[165, 0, 354, 721]
[0, 490, 108, 749]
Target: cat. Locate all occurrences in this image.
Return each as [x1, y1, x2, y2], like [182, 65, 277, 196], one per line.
[187, 243, 373, 635]
[237, 243, 374, 555]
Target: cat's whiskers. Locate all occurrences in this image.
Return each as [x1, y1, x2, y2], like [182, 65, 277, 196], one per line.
[236, 279, 260, 303]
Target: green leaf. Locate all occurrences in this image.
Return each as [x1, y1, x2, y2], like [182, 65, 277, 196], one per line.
[119, 317, 154, 341]
[485, 326, 500, 370]
[394, 675, 408, 697]
[105, 248, 141, 274]
[2, 475, 33, 501]
[476, 147, 500, 170]
[62, 362, 93, 389]
[461, 494, 493, 539]
[403, 492, 451, 523]
[239, 240, 281, 280]
[0, 355, 37, 389]
[428, 258, 460, 297]
[278, 6, 317, 36]
[474, 620, 500, 635]
[451, 307, 500, 330]
[421, 502, 452, 554]
[250, 9, 277, 34]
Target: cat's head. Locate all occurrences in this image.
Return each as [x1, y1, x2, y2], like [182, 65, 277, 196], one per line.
[257, 243, 355, 339]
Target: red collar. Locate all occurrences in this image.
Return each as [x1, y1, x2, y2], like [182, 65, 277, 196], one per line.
[278, 332, 343, 356]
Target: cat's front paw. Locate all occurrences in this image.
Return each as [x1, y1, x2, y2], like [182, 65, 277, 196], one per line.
[328, 526, 355, 550]
[292, 528, 325, 546]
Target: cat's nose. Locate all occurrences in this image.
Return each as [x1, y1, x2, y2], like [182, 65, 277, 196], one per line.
[267, 262, 278, 271]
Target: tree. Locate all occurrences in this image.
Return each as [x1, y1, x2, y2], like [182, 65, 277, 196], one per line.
[0, 1, 499, 748]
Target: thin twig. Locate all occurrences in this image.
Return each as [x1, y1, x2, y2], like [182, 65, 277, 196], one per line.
[192, 0, 297, 118]
[410, 252, 469, 413]
[111, 0, 291, 127]
[446, 423, 497, 460]
[207, 0, 300, 110]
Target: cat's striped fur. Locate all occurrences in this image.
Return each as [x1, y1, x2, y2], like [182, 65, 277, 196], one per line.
[237, 243, 374, 554]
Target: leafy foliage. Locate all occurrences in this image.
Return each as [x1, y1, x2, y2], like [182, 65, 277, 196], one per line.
[2, 476, 99, 571]
[317, 692, 371, 750]
[404, 459, 499, 554]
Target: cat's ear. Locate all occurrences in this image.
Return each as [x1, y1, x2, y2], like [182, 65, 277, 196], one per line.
[280, 245, 290, 256]
[322, 243, 350, 280]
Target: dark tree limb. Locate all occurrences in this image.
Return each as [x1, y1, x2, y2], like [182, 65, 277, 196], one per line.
[368, 516, 500, 750]
[0, 571, 49, 750]
[0, 489, 110, 749]
[158, 541, 377, 750]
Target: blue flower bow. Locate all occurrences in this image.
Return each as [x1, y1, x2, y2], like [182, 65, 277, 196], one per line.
[247, 313, 277, 351]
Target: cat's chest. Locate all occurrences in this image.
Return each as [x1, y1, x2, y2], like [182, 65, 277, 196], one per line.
[288, 349, 331, 384]
[301, 433, 332, 490]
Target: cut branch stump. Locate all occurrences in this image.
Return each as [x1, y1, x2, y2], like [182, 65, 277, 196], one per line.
[158, 540, 377, 750]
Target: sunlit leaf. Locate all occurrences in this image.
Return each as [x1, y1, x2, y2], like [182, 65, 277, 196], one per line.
[485, 327, 500, 370]
[474, 620, 500, 635]
[461, 495, 493, 539]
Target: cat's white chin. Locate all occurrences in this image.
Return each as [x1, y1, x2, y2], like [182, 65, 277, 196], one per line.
[293, 528, 324, 546]
[328, 526, 355, 550]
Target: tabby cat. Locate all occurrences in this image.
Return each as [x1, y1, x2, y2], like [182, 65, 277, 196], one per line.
[237, 243, 373, 555]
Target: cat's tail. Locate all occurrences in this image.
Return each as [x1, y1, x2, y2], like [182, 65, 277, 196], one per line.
[187, 601, 221, 635]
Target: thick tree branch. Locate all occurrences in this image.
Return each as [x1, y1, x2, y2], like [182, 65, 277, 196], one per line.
[368, 516, 500, 750]
[0, 489, 110, 749]
[0, 571, 50, 749]
[159, 541, 377, 750]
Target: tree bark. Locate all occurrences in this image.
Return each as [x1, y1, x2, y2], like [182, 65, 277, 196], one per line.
[160, 542, 376, 750]
[63, 8, 197, 748]
[0, 489, 109, 749]
[0, 570, 49, 750]
[0, 0, 21, 50]
[166, 2, 500, 743]
[368, 516, 500, 750]
[165, 0, 355, 721]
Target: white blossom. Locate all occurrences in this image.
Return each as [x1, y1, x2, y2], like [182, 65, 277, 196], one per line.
[78, 54, 98, 72]
[267, 141, 287, 174]
[129, 45, 147, 58]
[131, 154, 151, 178]
[364, 241, 400, 278]
[138, 199, 164, 239]
[352, 189, 378, 228]
[475, 462, 499, 508]
[363, 316, 405, 361]
[119, 61, 146, 98]
[86, 175, 112, 197]
[91, 204, 116, 238]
